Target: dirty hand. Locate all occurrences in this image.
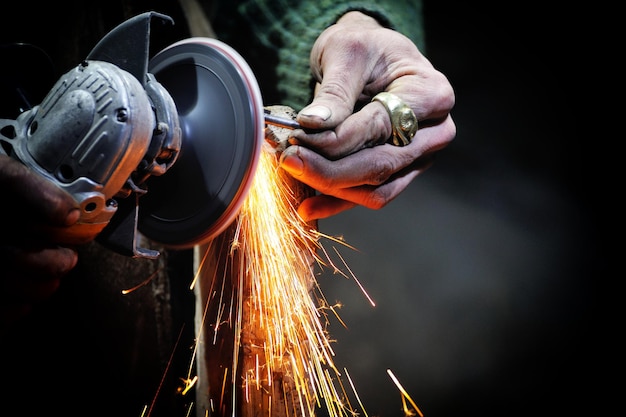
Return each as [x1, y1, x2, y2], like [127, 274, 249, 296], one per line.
[0, 155, 82, 327]
[279, 11, 456, 221]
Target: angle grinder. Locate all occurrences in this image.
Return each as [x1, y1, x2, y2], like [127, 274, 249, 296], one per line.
[0, 12, 268, 258]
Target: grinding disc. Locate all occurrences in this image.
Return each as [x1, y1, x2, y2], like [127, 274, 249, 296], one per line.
[139, 37, 263, 248]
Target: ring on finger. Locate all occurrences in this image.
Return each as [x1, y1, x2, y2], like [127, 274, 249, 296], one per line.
[371, 92, 418, 146]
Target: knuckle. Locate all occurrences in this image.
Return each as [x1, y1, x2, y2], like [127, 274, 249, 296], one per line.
[368, 156, 395, 186]
[432, 72, 456, 111]
[363, 188, 390, 210]
[445, 118, 457, 143]
[316, 81, 353, 107]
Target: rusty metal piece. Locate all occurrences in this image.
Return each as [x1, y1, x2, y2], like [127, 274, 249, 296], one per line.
[263, 105, 300, 153]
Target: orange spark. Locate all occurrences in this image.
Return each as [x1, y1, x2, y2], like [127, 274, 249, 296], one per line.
[121, 268, 161, 294]
[180, 375, 198, 395]
[387, 369, 424, 417]
[194, 141, 366, 416]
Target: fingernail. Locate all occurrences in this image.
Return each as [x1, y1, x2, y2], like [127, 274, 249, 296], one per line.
[280, 151, 304, 176]
[300, 105, 331, 121]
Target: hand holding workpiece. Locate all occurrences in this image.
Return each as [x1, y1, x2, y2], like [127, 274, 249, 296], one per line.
[280, 11, 456, 221]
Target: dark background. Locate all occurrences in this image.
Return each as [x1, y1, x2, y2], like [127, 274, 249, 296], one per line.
[317, 3, 599, 417]
[0, 2, 601, 417]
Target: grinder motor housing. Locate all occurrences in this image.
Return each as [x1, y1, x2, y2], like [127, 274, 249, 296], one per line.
[0, 12, 264, 258]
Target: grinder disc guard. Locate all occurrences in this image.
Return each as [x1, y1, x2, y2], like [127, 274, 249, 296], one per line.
[139, 38, 263, 248]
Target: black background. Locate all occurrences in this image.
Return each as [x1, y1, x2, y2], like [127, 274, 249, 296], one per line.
[317, 3, 599, 417]
[0, 2, 602, 417]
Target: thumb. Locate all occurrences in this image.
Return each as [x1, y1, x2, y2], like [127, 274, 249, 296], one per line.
[297, 59, 366, 130]
[297, 82, 356, 130]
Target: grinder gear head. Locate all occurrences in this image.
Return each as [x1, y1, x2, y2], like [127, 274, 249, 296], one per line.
[0, 12, 263, 258]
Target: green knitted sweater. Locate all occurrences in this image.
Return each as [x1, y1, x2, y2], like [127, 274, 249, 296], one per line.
[210, 0, 424, 110]
[1, 0, 423, 113]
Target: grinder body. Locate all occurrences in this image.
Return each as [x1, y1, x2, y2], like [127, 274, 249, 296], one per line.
[0, 12, 263, 258]
[0, 60, 179, 247]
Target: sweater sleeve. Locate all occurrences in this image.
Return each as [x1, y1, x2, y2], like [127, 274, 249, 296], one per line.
[212, 0, 424, 110]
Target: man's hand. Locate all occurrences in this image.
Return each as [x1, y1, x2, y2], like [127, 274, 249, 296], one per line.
[280, 11, 456, 221]
[0, 154, 82, 328]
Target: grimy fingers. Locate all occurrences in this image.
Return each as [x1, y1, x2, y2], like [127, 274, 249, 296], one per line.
[0, 155, 78, 226]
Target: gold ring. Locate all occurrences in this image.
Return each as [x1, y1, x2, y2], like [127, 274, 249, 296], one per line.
[372, 92, 418, 146]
